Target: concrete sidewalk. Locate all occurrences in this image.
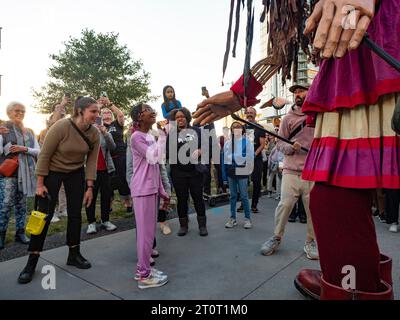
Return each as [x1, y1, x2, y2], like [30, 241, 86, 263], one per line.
[0, 196, 398, 300]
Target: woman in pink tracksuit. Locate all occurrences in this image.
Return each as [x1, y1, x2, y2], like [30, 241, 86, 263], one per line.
[129, 102, 169, 289]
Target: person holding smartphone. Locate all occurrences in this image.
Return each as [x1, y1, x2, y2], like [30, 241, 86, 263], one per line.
[99, 94, 133, 214]
[85, 122, 118, 234]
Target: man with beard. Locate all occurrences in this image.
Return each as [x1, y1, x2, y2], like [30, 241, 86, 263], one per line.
[260, 83, 318, 260]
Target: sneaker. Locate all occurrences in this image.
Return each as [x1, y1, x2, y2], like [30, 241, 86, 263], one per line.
[138, 273, 168, 289]
[50, 216, 60, 223]
[160, 222, 172, 235]
[274, 195, 281, 201]
[379, 215, 386, 223]
[243, 219, 252, 229]
[225, 218, 238, 228]
[58, 209, 68, 217]
[237, 205, 244, 213]
[251, 207, 259, 213]
[389, 223, 398, 233]
[260, 236, 281, 256]
[304, 240, 319, 260]
[101, 221, 117, 231]
[267, 191, 273, 198]
[134, 268, 166, 281]
[151, 249, 159, 258]
[150, 257, 155, 267]
[86, 222, 97, 234]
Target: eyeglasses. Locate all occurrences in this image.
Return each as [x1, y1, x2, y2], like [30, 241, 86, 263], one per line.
[14, 109, 26, 114]
[142, 106, 156, 113]
[139, 106, 157, 117]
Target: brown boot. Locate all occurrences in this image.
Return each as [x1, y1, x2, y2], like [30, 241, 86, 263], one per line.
[295, 253, 393, 300]
[197, 216, 208, 237]
[320, 276, 393, 300]
[177, 217, 189, 237]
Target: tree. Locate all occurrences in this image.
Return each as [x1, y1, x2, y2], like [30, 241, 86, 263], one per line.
[33, 29, 154, 114]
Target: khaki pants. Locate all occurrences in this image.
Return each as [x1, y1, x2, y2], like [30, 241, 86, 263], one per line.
[274, 173, 315, 240]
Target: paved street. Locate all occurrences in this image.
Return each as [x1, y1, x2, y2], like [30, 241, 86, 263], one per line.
[0, 196, 398, 300]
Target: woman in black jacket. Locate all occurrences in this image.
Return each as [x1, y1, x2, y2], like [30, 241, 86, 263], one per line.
[166, 108, 207, 237]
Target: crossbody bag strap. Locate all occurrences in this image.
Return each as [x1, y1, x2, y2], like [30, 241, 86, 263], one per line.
[288, 119, 307, 141]
[69, 119, 94, 151]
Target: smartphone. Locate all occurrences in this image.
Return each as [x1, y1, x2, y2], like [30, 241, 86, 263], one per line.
[201, 86, 209, 98]
[95, 116, 103, 126]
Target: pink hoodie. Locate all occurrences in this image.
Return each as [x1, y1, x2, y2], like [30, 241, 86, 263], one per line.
[277, 106, 314, 175]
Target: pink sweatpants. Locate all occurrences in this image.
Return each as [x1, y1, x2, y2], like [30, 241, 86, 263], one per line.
[133, 193, 158, 278]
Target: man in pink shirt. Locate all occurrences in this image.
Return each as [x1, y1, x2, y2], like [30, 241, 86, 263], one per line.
[260, 84, 318, 260]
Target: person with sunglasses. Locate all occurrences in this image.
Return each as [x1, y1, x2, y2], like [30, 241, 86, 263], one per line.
[0, 102, 40, 250]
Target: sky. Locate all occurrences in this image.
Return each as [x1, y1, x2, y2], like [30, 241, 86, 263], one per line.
[0, 0, 262, 134]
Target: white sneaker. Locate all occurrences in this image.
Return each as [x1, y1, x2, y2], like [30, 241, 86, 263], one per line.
[134, 268, 165, 280]
[50, 216, 60, 223]
[160, 222, 172, 235]
[101, 221, 117, 231]
[58, 209, 68, 217]
[225, 218, 238, 228]
[138, 273, 168, 289]
[86, 222, 97, 234]
[304, 240, 319, 260]
[260, 236, 281, 256]
[389, 223, 398, 233]
[243, 219, 252, 229]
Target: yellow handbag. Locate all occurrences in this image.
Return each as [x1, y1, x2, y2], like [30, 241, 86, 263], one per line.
[26, 195, 50, 236]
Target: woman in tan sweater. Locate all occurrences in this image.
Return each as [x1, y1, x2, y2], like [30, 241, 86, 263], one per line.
[18, 97, 101, 284]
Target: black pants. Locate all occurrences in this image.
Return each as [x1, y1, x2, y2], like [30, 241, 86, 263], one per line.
[29, 168, 85, 252]
[385, 189, 400, 224]
[262, 160, 268, 187]
[86, 170, 112, 224]
[171, 172, 205, 218]
[251, 158, 263, 208]
[111, 153, 131, 198]
[203, 164, 212, 195]
[158, 209, 168, 223]
[215, 163, 226, 192]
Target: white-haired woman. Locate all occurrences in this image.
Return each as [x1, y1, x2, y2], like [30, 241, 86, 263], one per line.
[0, 102, 40, 250]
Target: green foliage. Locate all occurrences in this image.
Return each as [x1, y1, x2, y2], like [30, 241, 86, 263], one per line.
[33, 29, 155, 114]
